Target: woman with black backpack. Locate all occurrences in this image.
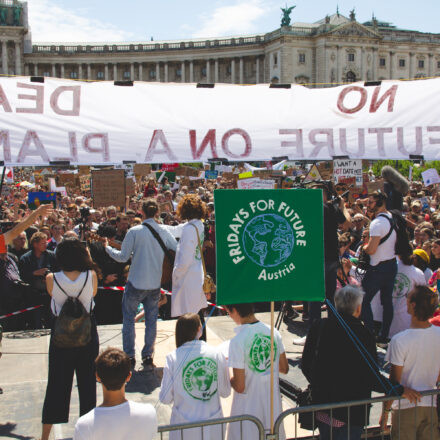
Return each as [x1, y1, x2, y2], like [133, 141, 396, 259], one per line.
[40, 238, 99, 440]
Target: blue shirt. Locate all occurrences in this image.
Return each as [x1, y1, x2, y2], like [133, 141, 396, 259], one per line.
[105, 219, 177, 290]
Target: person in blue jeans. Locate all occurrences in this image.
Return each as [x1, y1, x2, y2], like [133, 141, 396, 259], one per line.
[361, 191, 398, 347]
[105, 199, 177, 369]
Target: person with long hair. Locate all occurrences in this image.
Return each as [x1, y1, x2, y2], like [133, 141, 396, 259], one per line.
[172, 195, 208, 339]
[40, 238, 99, 440]
[159, 313, 230, 440]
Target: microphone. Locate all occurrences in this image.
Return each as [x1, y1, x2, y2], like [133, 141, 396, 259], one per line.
[381, 166, 409, 195]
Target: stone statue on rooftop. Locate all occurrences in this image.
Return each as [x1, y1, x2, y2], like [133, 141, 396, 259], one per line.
[349, 8, 356, 21]
[13, 5, 21, 26]
[0, 7, 7, 26]
[280, 4, 295, 27]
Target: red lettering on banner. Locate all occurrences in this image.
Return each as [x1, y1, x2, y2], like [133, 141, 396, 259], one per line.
[339, 128, 365, 157]
[337, 86, 367, 114]
[279, 129, 304, 158]
[369, 85, 397, 113]
[221, 128, 251, 158]
[145, 130, 177, 161]
[50, 86, 81, 116]
[308, 129, 334, 157]
[368, 127, 393, 156]
[82, 133, 110, 162]
[16, 83, 44, 114]
[189, 129, 217, 159]
[0, 130, 11, 161]
[0, 86, 12, 112]
[397, 127, 423, 155]
[16, 130, 50, 163]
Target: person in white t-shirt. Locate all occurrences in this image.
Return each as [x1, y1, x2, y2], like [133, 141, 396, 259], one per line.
[381, 286, 440, 440]
[371, 254, 427, 337]
[224, 303, 289, 440]
[74, 348, 157, 440]
[361, 191, 398, 346]
[159, 313, 230, 440]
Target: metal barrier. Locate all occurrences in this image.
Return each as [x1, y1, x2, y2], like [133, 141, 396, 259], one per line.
[273, 389, 440, 440]
[157, 414, 266, 440]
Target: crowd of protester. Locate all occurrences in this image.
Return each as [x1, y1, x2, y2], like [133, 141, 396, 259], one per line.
[1, 164, 440, 439]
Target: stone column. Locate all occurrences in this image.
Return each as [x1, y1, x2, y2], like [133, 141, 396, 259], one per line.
[2, 41, 8, 75]
[34, 63, 38, 76]
[206, 60, 210, 82]
[256, 57, 260, 84]
[51, 63, 56, 78]
[371, 47, 377, 81]
[231, 59, 235, 84]
[104, 64, 109, 80]
[87, 64, 92, 80]
[24, 63, 29, 76]
[113, 64, 117, 81]
[337, 46, 343, 83]
[409, 52, 414, 79]
[130, 63, 134, 80]
[164, 63, 168, 82]
[181, 62, 185, 82]
[138, 63, 143, 81]
[214, 59, 219, 83]
[156, 62, 160, 82]
[239, 57, 244, 84]
[189, 61, 194, 82]
[60, 64, 64, 78]
[78, 63, 83, 79]
[389, 51, 394, 79]
[360, 48, 365, 80]
[429, 53, 434, 77]
[14, 42, 21, 75]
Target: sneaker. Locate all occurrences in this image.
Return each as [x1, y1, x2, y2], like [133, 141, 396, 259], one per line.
[293, 336, 307, 346]
[129, 357, 136, 369]
[142, 356, 154, 368]
[376, 336, 390, 349]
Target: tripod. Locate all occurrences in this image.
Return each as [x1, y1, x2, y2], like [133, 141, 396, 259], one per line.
[275, 302, 299, 330]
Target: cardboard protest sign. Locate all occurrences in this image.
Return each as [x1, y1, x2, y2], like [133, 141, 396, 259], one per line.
[78, 166, 90, 176]
[133, 163, 152, 177]
[80, 175, 91, 192]
[125, 178, 136, 196]
[91, 169, 125, 208]
[214, 189, 325, 304]
[56, 173, 76, 186]
[28, 192, 57, 209]
[333, 159, 362, 186]
[174, 166, 200, 177]
[304, 164, 322, 182]
[422, 168, 440, 186]
[317, 161, 333, 180]
[237, 178, 276, 190]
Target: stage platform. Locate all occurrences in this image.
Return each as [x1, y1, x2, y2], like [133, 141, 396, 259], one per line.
[0, 311, 386, 440]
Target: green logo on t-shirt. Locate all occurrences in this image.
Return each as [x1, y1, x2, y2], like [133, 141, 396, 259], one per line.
[182, 357, 218, 401]
[393, 273, 411, 299]
[248, 333, 277, 373]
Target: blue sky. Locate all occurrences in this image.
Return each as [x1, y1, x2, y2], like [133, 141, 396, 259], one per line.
[27, 0, 440, 42]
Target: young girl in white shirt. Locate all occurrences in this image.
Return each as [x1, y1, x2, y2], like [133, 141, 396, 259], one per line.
[159, 313, 230, 440]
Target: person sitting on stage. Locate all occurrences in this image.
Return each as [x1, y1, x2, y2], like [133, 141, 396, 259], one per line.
[159, 313, 230, 440]
[224, 303, 288, 440]
[74, 347, 157, 440]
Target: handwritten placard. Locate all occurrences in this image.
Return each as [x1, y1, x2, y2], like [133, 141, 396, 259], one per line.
[92, 169, 125, 207]
[333, 159, 363, 186]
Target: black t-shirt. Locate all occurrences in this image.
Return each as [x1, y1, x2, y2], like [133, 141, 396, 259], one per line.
[323, 202, 346, 264]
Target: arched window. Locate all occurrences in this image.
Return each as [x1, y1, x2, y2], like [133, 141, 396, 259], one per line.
[346, 71, 356, 83]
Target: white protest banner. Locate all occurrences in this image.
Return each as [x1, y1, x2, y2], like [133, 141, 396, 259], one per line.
[3, 77, 440, 165]
[237, 178, 275, 189]
[333, 159, 363, 186]
[421, 168, 440, 186]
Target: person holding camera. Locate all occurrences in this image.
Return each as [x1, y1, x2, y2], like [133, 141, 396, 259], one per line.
[361, 191, 397, 347]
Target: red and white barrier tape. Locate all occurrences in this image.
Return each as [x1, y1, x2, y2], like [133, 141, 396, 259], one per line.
[99, 286, 224, 311]
[0, 304, 43, 320]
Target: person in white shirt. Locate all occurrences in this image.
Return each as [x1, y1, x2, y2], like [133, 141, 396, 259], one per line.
[172, 195, 208, 339]
[74, 347, 157, 440]
[381, 285, 440, 440]
[159, 313, 230, 440]
[371, 254, 427, 337]
[225, 303, 289, 440]
[361, 191, 398, 346]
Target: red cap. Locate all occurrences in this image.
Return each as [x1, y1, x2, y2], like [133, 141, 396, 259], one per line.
[425, 214, 431, 221]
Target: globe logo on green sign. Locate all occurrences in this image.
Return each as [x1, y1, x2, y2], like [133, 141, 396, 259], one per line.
[242, 214, 295, 268]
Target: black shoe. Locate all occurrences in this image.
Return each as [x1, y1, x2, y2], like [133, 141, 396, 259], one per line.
[129, 357, 136, 369]
[376, 336, 390, 349]
[142, 356, 154, 368]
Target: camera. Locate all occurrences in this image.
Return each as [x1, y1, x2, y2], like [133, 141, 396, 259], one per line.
[80, 206, 90, 221]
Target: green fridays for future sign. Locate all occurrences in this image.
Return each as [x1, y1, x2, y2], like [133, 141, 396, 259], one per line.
[214, 189, 325, 304]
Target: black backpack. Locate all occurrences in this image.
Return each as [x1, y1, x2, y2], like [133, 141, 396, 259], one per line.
[378, 210, 412, 258]
[52, 271, 92, 349]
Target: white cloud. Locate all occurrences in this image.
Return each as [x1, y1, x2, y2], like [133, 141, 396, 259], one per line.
[27, 0, 133, 42]
[192, 0, 269, 38]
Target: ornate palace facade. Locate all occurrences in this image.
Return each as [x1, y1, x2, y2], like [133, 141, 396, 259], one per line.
[2, 0, 440, 86]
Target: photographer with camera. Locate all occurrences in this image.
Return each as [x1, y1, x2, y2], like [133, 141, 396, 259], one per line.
[73, 206, 99, 240]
